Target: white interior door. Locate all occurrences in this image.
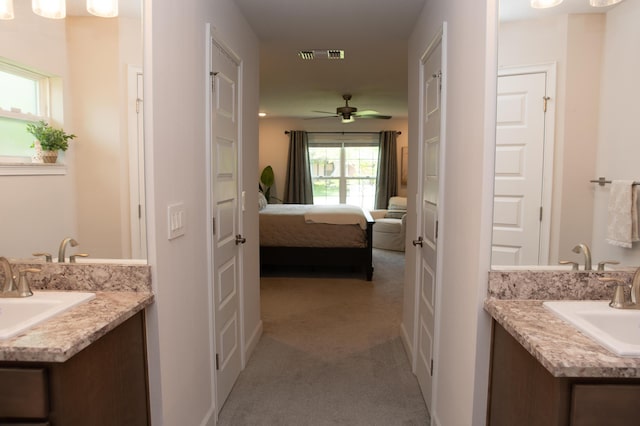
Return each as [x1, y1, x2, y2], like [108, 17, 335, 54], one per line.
[414, 32, 444, 413]
[127, 66, 146, 259]
[210, 38, 242, 412]
[492, 72, 547, 266]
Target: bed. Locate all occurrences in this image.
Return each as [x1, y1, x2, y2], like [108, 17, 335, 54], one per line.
[259, 204, 375, 281]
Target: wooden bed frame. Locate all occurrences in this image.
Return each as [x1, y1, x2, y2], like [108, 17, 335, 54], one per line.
[259, 210, 375, 281]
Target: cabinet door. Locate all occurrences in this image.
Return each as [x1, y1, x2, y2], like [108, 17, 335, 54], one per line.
[571, 384, 640, 426]
[0, 367, 48, 419]
[488, 323, 571, 426]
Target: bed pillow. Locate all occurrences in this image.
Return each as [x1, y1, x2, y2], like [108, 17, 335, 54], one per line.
[385, 210, 406, 219]
[258, 192, 268, 210]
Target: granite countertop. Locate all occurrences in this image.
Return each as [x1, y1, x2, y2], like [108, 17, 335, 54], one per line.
[0, 260, 154, 363]
[0, 291, 153, 363]
[486, 269, 640, 379]
[485, 299, 640, 378]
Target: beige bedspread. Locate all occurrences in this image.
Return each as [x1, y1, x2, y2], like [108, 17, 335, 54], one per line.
[259, 204, 367, 248]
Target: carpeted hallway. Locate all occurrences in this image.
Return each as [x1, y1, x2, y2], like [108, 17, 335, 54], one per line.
[217, 248, 430, 425]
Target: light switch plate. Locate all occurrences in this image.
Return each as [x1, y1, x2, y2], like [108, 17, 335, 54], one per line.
[168, 202, 186, 240]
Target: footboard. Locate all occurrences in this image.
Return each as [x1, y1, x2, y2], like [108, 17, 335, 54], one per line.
[260, 211, 374, 281]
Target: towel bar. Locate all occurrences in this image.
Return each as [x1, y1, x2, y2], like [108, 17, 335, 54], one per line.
[589, 177, 640, 187]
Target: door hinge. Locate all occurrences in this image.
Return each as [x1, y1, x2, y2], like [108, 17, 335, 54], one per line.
[212, 217, 216, 235]
[435, 220, 439, 240]
[540, 206, 543, 222]
[215, 353, 220, 370]
[138, 204, 142, 219]
[543, 96, 550, 112]
[430, 359, 434, 376]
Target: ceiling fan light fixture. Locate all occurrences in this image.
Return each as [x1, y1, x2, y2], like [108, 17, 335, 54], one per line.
[589, 0, 622, 7]
[530, 0, 563, 9]
[342, 116, 355, 124]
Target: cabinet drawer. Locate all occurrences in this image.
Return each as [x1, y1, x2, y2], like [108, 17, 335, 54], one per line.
[571, 384, 640, 426]
[0, 368, 48, 419]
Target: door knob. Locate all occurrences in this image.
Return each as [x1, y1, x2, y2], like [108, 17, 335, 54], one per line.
[412, 236, 424, 247]
[235, 234, 246, 245]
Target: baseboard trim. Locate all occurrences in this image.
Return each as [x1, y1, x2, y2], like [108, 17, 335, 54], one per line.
[244, 319, 263, 366]
[400, 322, 414, 370]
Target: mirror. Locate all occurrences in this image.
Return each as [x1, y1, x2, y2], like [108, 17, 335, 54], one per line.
[0, 0, 145, 261]
[491, 0, 640, 269]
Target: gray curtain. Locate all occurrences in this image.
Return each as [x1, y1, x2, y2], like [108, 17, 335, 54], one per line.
[375, 131, 398, 209]
[283, 130, 314, 204]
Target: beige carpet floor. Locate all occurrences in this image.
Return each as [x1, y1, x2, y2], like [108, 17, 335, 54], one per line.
[217, 248, 430, 425]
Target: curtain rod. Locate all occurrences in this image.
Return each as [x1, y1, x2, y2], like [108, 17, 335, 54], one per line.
[284, 131, 401, 135]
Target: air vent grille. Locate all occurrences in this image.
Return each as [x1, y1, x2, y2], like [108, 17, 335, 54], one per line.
[297, 50, 345, 60]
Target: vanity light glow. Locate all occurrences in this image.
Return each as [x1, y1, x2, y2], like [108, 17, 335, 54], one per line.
[0, 0, 14, 20]
[87, 0, 118, 18]
[530, 0, 563, 8]
[32, 0, 65, 19]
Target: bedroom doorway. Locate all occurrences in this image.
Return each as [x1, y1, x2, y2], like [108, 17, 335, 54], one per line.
[208, 34, 244, 413]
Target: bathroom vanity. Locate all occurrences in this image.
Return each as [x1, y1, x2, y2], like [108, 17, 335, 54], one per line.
[485, 270, 640, 426]
[0, 261, 153, 425]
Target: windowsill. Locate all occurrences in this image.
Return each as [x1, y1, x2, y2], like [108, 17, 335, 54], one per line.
[0, 161, 67, 176]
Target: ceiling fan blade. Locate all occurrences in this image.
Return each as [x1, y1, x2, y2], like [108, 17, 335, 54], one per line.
[311, 110, 338, 115]
[354, 110, 380, 116]
[356, 114, 392, 120]
[304, 115, 337, 120]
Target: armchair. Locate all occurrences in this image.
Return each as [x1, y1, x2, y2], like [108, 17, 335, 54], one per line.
[370, 196, 407, 252]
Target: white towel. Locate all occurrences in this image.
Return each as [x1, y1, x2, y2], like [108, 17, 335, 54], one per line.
[606, 180, 639, 248]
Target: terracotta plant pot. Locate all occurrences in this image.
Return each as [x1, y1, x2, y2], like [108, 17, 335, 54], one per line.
[41, 150, 59, 164]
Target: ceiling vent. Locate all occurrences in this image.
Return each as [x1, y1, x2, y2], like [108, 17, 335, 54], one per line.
[298, 49, 345, 60]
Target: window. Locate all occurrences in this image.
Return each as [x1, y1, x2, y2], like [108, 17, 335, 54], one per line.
[0, 60, 50, 158]
[308, 135, 379, 209]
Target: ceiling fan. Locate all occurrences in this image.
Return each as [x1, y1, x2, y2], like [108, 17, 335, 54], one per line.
[310, 94, 392, 123]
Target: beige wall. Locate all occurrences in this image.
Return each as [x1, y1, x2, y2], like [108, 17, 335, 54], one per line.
[406, 0, 496, 424]
[0, 6, 141, 259]
[143, 0, 260, 423]
[259, 117, 409, 203]
[591, 0, 640, 265]
[498, 14, 604, 264]
[0, 0, 76, 258]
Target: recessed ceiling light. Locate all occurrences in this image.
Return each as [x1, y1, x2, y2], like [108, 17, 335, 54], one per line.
[258, 112, 266, 117]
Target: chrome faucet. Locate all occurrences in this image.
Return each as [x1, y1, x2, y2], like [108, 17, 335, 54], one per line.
[58, 237, 78, 263]
[572, 243, 592, 271]
[0, 256, 17, 293]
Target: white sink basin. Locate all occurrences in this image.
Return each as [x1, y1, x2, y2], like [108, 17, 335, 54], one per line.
[544, 300, 640, 357]
[0, 291, 95, 340]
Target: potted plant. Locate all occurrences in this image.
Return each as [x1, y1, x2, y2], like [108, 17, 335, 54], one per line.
[259, 165, 281, 203]
[26, 120, 76, 163]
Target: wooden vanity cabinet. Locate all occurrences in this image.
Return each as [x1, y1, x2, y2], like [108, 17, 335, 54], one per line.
[0, 312, 149, 426]
[488, 321, 640, 426]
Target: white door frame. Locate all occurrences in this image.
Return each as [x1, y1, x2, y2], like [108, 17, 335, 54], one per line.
[126, 65, 146, 259]
[205, 24, 245, 419]
[497, 63, 556, 264]
[413, 22, 447, 417]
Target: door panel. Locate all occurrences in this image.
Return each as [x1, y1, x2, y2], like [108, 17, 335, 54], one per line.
[492, 72, 547, 266]
[415, 35, 443, 412]
[211, 40, 242, 412]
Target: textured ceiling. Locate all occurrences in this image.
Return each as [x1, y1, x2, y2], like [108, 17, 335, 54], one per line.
[233, 0, 427, 119]
[233, 0, 621, 120]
